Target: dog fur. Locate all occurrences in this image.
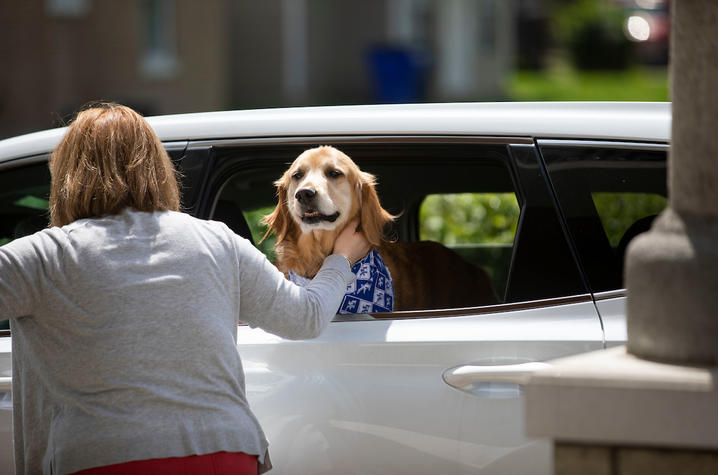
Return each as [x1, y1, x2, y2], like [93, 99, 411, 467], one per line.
[262, 145, 498, 311]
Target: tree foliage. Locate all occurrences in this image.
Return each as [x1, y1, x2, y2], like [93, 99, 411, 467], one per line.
[592, 193, 667, 247]
[419, 193, 519, 245]
[244, 206, 277, 262]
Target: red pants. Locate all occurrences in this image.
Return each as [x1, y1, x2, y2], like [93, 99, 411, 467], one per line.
[72, 451, 258, 475]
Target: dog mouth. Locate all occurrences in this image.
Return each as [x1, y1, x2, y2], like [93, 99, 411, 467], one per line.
[301, 209, 340, 224]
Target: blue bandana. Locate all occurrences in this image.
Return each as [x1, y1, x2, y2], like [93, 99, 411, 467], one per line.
[288, 250, 394, 314]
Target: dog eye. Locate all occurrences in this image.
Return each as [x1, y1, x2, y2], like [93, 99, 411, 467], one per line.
[327, 169, 343, 179]
[291, 171, 304, 180]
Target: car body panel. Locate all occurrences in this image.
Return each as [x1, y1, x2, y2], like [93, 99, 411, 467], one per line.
[239, 300, 603, 474]
[0, 102, 670, 164]
[0, 338, 11, 472]
[595, 294, 628, 347]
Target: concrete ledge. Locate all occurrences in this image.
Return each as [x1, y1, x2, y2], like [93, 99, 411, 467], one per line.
[555, 443, 718, 475]
[525, 346, 718, 449]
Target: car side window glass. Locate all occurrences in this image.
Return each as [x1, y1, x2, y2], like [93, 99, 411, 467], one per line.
[0, 161, 51, 330]
[419, 192, 520, 303]
[0, 162, 51, 245]
[540, 144, 667, 293]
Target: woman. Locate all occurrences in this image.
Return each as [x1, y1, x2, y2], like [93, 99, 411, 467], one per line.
[0, 103, 369, 474]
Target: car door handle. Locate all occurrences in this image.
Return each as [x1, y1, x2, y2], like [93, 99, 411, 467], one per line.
[442, 362, 550, 392]
[0, 377, 11, 392]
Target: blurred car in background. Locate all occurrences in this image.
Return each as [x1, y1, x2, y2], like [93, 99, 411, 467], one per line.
[0, 102, 670, 474]
[619, 0, 670, 64]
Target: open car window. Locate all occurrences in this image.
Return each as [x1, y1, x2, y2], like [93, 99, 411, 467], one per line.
[419, 192, 520, 302]
[207, 141, 586, 316]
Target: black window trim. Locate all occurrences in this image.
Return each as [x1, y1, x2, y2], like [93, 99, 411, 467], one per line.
[0, 154, 49, 171]
[536, 139, 669, 151]
[0, 140, 189, 172]
[339, 293, 595, 321]
[594, 289, 626, 301]
[188, 134, 535, 150]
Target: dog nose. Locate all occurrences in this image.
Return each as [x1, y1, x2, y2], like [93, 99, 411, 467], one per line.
[295, 187, 317, 204]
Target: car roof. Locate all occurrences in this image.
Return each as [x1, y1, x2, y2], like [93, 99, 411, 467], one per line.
[0, 102, 670, 163]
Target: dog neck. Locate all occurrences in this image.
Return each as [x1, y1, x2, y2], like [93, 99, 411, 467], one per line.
[277, 228, 341, 278]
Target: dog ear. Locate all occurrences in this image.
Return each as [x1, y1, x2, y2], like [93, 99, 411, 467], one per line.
[260, 175, 293, 244]
[358, 171, 396, 247]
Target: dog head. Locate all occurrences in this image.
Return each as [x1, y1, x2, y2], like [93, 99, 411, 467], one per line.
[263, 146, 395, 247]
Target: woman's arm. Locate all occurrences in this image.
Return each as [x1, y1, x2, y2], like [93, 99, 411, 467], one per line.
[237, 219, 369, 339]
[0, 237, 42, 319]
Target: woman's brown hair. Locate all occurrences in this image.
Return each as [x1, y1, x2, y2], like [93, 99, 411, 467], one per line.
[49, 103, 180, 227]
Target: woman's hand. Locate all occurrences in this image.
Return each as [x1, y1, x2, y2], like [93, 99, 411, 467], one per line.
[333, 219, 371, 266]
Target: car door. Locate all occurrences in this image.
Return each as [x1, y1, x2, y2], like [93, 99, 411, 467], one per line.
[201, 138, 604, 474]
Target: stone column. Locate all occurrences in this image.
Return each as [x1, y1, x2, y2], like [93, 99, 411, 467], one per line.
[625, 0, 718, 365]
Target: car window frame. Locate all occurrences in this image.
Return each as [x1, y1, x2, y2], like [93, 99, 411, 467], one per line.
[195, 135, 594, 320]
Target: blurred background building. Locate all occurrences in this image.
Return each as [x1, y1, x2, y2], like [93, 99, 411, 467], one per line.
[0, 0, 669, 139]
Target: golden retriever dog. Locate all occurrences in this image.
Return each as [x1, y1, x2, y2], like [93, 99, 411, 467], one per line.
[262, 145, 498, 312]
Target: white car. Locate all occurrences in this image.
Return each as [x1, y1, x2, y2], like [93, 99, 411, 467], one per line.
[0, 102, 670, 474]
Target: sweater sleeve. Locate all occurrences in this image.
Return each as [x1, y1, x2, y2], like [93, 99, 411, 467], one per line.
[234, 237, 355, 340]
[0, 237, 41, 319]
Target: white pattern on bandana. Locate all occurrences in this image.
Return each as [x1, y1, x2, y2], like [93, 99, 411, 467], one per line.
[288, 250, 394, 314]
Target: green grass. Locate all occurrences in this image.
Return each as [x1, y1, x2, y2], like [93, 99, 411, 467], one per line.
[507, 67, 669, 102]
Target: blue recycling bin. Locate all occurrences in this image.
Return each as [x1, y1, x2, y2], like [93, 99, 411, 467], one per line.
[367, 46, 427, 104]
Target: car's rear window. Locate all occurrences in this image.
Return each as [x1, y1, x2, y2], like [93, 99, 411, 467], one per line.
[540, 144, 667, 293]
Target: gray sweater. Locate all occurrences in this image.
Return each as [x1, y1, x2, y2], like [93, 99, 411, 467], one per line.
[0, 209, 355, 474]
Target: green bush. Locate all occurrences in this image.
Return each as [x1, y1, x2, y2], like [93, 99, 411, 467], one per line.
[553, 0, 633, 70]
[419, 193, 520, 245]
[243, 206, 277, 263]
[592, 193, 667, 247]
[507, 67, 669, 102]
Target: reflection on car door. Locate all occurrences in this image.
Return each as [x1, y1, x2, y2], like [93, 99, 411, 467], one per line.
[239, 299, 603, 474]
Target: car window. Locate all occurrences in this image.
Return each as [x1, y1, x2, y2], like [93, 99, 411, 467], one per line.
[0, 162, 51, 245]
[206, 141, 587, 315]
[419, 192, 520, 302]
[0, 161, 51, 330]
[539, 143, 668, 293]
